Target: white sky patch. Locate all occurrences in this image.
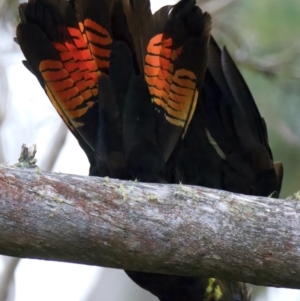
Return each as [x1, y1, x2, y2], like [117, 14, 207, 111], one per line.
[151, 0, 177, 12]
[15, 260, 101, 301]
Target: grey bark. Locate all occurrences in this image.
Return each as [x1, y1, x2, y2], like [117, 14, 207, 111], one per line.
[0, 124, 68, 301]
[0, 164, 299, 289]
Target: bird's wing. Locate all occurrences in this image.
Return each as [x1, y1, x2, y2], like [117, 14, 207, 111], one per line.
[204, 37, 282, 196]
[94, 41, 135, 178]
[120, 0, 212, 162]
[144, 0, 211, 161]
[16, 0, 115, 156]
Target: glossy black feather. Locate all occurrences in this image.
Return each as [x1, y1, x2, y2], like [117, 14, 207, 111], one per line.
[175, 38, 282, 197]
[93, 41, 135, 178]
[150, 3, 211, 162]
[16, 0, 279, 300]
[123, 76, 164, 182]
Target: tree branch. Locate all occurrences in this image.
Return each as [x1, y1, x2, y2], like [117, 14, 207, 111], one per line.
[0, 164, 299, 289]
[0, 257, 19, 301]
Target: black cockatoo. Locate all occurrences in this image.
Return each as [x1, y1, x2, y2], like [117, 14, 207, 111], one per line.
[16, 0, 283, 300]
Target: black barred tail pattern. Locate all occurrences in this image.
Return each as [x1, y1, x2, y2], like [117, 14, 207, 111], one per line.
[144, 33, 198, 128]
[38, 22, 113, 127]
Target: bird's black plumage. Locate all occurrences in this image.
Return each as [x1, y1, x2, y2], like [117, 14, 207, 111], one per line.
[16, 0, 283, 300]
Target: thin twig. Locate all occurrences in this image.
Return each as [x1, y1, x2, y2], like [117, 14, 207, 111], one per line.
[0, 257, 19, 301]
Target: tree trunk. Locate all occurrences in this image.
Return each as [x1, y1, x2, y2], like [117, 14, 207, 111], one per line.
[0, 164, 299, 289]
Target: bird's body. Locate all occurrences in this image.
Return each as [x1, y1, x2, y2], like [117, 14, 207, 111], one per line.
[16, 0, 283, 300]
